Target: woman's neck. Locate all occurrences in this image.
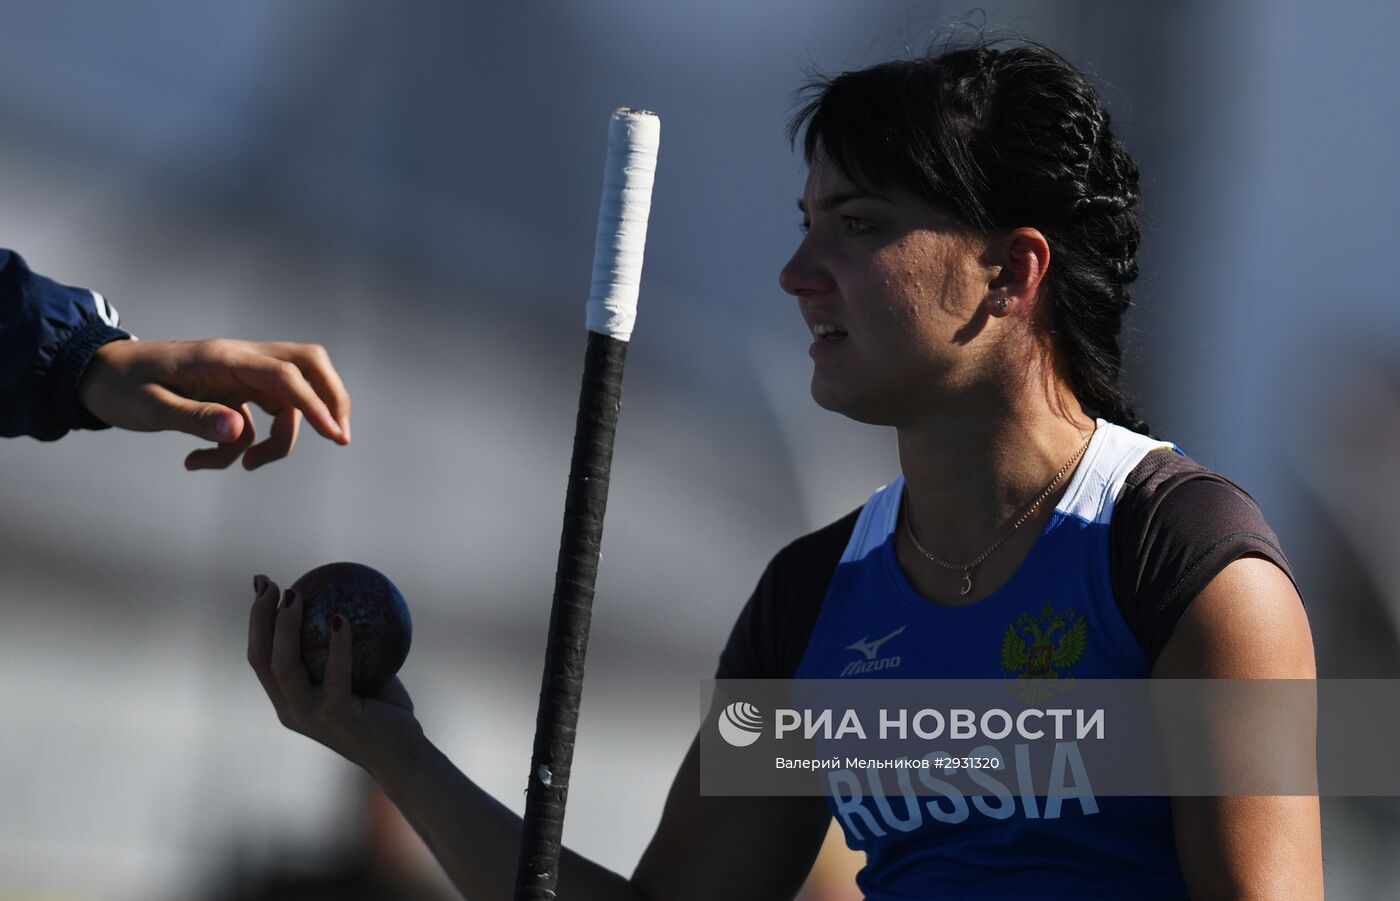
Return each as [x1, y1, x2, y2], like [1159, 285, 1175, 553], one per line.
[895, 389, 1096, 563]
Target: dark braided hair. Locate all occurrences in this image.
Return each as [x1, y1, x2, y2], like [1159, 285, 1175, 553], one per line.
[788, 39, 1150, 434]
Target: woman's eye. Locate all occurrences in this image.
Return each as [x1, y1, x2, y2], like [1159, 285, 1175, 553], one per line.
[796, 216, 872, 235]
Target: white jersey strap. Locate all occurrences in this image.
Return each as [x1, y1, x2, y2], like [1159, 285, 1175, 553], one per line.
[841, 421, 1176, 564]
[1056, 420, 1175, 525]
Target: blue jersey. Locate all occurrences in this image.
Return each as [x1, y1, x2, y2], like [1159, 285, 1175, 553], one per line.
[795, 422, 1189, 899]
[0, 249, 130, 440]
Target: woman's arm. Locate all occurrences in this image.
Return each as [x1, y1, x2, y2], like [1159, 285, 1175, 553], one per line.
[248, 575, 831, 900]
[1152, 556, 1322, 901]
[375, 734, 832, 900]
[632, 738, 833, 901]
[371, 737, 643, 899]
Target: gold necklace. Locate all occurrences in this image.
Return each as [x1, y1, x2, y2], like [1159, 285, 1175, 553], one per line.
[903, 431, 1094, 596]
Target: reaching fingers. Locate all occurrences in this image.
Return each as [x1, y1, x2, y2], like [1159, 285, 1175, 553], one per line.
[270, 588, 313, 714]
[184, 403, 257, 470]
[230, 349, 346, 445]
[242, 404, 300, 471]
[139, 382, 243, 443]
[259, 342, 351, 442]
[92, 338, 352, 469]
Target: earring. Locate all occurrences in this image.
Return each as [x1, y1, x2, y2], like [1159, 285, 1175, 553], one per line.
[995, 294, 1009, 312]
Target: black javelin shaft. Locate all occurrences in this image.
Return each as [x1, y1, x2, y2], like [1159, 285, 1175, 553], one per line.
[514, 108, 659, 901]
[515, 332, 626, 899]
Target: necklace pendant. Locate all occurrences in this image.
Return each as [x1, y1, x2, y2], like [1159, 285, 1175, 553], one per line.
[960, 570, 972, 596]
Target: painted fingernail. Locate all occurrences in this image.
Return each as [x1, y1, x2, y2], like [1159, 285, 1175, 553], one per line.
[281, 589, 296, 609]
[254, 574, 267, 594]
[332, 615, 344, 633]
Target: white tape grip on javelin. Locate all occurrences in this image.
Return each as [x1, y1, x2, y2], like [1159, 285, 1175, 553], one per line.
[586, 108, 660, 342]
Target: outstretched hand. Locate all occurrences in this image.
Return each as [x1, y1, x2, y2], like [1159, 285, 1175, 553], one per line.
[77, 338, 352, 470]
[247, 575, 425, 780]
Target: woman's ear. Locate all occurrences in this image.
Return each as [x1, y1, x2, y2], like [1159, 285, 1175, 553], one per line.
[986, 228, 1051, 316]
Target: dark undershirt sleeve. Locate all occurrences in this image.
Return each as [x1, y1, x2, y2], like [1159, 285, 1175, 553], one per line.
[716, 508, 860, 680]
[715, 559, 785, 681]
[1110, 451, 1301, 667]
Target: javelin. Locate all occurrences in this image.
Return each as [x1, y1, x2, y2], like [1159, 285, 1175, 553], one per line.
[513, 108, 660, 901]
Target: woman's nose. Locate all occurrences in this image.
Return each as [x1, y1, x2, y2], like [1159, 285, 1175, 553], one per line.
[778, 236, 835, 297]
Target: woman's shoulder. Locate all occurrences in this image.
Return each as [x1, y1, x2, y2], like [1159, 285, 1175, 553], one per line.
[768, 506, 863, 576]
[1114, 447, 1289, 557]
[1109, 447, 1298, 665]
[1120, 445, 1260, 499]
[715, 507, 863, 680]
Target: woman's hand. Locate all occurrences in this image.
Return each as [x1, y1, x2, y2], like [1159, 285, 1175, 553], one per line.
[78, 338, 351, 471]
[247, 574, 426, 782]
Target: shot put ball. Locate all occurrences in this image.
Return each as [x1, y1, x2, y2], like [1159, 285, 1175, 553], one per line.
[292, 562, 412, 695]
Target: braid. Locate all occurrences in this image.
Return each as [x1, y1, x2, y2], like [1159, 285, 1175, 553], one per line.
[1073, 110, 1140, 216]
[992, 48, 1149, 435]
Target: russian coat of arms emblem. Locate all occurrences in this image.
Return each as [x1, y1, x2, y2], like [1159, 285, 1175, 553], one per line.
[1000, 603, 1087, 701]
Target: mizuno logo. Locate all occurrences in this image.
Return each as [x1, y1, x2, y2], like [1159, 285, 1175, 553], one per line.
[845, 626, 906, 661]
[841, 625, 906, 677]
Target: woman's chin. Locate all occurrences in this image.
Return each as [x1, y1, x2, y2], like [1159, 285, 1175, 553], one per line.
[808, 374, 846, 413]
[810, 379, 893, 426]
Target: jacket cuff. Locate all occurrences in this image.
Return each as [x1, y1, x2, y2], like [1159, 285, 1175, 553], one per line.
[50, 322, 132, 432]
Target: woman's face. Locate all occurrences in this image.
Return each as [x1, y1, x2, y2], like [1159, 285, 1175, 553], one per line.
[779, 154, 1001, 426]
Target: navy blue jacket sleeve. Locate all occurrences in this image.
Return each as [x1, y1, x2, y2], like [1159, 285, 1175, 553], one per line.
[0, 249, 132, 440]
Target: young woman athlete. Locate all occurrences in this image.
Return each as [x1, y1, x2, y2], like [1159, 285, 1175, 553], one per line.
[247, 38, 1321, 900]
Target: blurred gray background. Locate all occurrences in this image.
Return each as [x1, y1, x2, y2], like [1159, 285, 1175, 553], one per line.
[1, 1, 1396, 898]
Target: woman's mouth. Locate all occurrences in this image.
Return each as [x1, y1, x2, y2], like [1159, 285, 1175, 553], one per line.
[808, 321, 848, 358]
